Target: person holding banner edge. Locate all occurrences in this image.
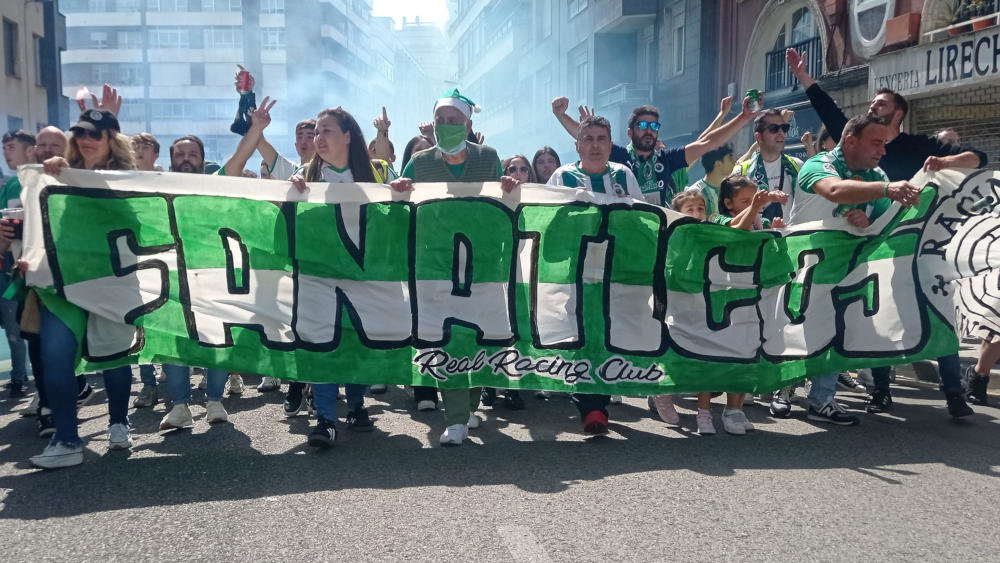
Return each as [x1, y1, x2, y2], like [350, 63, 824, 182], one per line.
[787, 47, 983, 418]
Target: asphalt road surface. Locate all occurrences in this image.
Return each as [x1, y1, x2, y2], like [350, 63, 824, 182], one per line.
[1, 376, 998, 561]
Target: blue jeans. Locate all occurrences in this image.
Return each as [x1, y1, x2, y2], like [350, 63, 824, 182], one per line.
[0, 296, 27, 385]
[312, 383, 367, 421]
[138, 364, 157, 387]
[872, 353, 962, 395]
[808, 373, 838, 408]
[163, 364, 227, 404]
[40, 307, 132, 446]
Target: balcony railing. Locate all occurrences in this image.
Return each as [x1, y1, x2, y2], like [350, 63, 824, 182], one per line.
[597, 83, 652, 109]
[765, 36, 822, 92]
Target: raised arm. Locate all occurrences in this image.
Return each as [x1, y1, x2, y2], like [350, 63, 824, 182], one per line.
[685, 96, 756, 165]
[222, 96, 276, 177]
[371, 106, 394, 162]
[551, 96, 581, 140]
[788, 48, 849, 142]
[696, 96, 734, 142]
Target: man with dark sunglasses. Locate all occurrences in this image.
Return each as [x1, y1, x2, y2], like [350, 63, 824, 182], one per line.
[736, 109, 802, 220]
[552, 97, 754, 207]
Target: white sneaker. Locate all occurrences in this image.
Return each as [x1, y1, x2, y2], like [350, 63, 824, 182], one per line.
[132, 384, 159, 408]
[609, 395, 622, 404]
[439, 423, 468, 446]
[696, 409, 716, 435]
[159, 404, 194, 430]
[108, 423, 133, 450]
[416, 399, 437, 411]
[467, 413, 481, 429]
[226, 373, 244, 395]
[20, 393, 40, 416]
[30, 441, 84, 469]
[722, 409, 748, 435]
[256, 376, 281, 392]
[205, 400, 229, 423]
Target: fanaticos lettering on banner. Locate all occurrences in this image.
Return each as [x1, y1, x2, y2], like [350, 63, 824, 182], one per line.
[38, 185, 934, 366]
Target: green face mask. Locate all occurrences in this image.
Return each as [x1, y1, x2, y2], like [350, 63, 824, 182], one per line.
[434, 123, 468, 155]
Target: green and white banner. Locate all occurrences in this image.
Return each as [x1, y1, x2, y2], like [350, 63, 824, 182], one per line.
[17, 166, 998, 395]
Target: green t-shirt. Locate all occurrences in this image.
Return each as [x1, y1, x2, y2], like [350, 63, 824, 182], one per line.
[0, 176, 22, 209]
[401, 157, 503, 180]
[791, 144, 889, 225]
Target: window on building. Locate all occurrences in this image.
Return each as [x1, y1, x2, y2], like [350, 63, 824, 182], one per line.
[8, 115, 24, 133]
[790, 8, 814, 44]
[671, 9, 685, 76]
[117, 30, 141, 49]
[34, 35, 43, 86]
[151, 100, 192, 119]
[88, 0, 109, 10]
[536, 0, 552, 40]
[115, 0, 140, 11]
[148, 28, 190, 48]
[202, 0, 242, 11]
[118, 64, 143, 85]
[3, 18, 19, 77]
[90, 31, 109, 48]
[568, 0, 587, 17]
[574, 60, 588, 101]
[262, 28, 285, 50]
[90, 63, 116, 84]
[190, 62, 205, 85]
[148, 0, 189, 11]
[261, 0, 285, 14]
[203, 27, 242, 49]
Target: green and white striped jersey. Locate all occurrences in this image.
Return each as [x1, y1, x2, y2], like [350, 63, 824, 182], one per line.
[546, 161, 642, 198]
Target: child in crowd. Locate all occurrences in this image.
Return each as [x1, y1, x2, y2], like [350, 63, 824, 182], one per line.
[647, 189, 708, 428]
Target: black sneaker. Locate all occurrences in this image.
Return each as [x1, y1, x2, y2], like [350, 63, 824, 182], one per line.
[307, 416, 337, 447]
[37, 411, 55, 438]
[76, 382, 94, 406]
[837, 373, 866, 392]
[807, 401, 860, 426]
[503, 390, 525, 410]
[769, 387, 792, 418]
[283, 383, 305, 417]
[8, 382, 25, 399]
[946, 393, 974, 418]
[481, 387, 497, 407]
[346, 407, 375, 432]
[964, 366, 990, 406]
[865, 390, 893, 414]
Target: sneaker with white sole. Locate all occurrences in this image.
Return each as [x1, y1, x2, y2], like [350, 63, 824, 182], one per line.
[722, 409, 748, 435]
[769, 387, 793, 418]
[132, 385, 159, 408]
[807, 400, 859, 426]
[205, 401, 229, 423]
[467, 413, 481, 429]
[308, 416, 337, 447]
[108, 423, 133, 450]
[226, 373, 244, 395]
[696, 409, 715, 435]
[21, 393, 39, 417]
[159, 404, 194, 430]
[76, 382, 94, 406]
[651, 395, 680, 425]
[257, 376, 281, 392]
[439, 423, 468, 446]
[30, 441, 84, 469]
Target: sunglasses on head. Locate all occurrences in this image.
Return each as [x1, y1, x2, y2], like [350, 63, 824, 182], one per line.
[506, 165, 531, 175]
[73, 128, 104, 140]
[635, 120, 660, 132]
[763, 123, 791, 134]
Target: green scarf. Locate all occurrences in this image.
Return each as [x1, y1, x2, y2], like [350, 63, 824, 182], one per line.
[749, 150, 798, 193]
[626, 143, 661, 193]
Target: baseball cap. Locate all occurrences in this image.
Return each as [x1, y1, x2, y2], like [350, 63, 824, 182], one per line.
[70, 109, 121, 135]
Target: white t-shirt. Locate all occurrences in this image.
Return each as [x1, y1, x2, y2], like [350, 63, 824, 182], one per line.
[266, 154, 302, 181]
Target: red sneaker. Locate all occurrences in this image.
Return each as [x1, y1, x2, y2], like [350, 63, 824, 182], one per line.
[582, 410, 609, 434]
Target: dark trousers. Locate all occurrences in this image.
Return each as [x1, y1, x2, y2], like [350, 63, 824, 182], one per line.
[571, 393, 609, 417]
[872, 353, 963, 395]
